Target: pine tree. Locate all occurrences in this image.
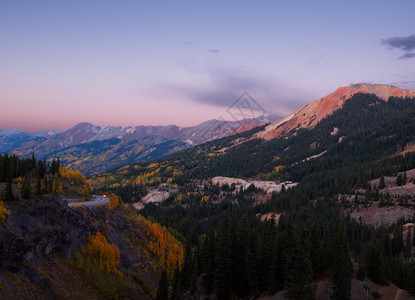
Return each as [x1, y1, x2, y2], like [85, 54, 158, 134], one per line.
[37, 160, 46, 178]
[285, 231, 315, 300]
[181, 239, 193, 291]
[156, 269, 169, 300]
[366, 241, 385, 284]
[36, 179, 42, 196]
[331, 220, 352, 300]
[21, 176, 31, 199]
[50, 160, 57, 176]
[233, 218, 250, 295]
[7, 159, 15, 180]
[2, 181, 15, 202]
[397, 174, 403, 186]
[379, 175, 386, 189]
[282, 220, 296, 286]
[31, 153, 36, 169]
[190, 255, 198, 296]
[405, 229, 412, 258]
[43, 175, 50, 193]
[202, 229, 216, 294]
[245, 251, 259, 295]
[214, 218, 232, 299]
[171, 264, 181, 300]
[408, 260, 415, 296]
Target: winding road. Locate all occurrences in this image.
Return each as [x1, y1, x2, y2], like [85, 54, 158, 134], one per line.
[67, 195, 110, 207]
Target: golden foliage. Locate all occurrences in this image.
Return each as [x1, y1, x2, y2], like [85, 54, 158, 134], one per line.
[86, 232, 122, 276]
[110, 183, 121, 189]
[274, 165, 285, 173]
[147, 162, 159, 169]
[133, 167, 161, 186]
[59, 166, 87, 185]
[133, 215, 184, 278]
[82, 184, 90, 197]
[0, 201, 7, 223]
[108, 193, 122, 209]
[91, 160, 187, 193]
[174, 193, 186, 203]
[59, 166, 93, 196]
[52, 179, 64, 195]
[16, 177, 23, 189]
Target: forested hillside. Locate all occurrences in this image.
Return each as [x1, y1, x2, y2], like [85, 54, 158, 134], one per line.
[93, 93, 415, 299]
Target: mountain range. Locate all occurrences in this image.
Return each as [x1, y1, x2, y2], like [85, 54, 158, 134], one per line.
[0, 115, 280, 175]
[0, 129, 60, 153]
[2, 83, 415, 177]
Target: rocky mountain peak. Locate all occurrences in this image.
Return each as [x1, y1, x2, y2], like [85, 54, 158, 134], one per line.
[256, 83, 415, 140]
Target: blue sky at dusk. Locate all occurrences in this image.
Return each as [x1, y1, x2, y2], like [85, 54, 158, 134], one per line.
[1, 0, 415, 131]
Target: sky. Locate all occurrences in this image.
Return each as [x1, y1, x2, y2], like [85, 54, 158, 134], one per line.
[1, 0, 415, 132]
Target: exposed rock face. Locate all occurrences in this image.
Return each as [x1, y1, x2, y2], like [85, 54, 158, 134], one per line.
[141, 190, 170, 204]
[1, 198, 89, 271]
[256, 84, 415, 140]
[211, 176, 297, 194]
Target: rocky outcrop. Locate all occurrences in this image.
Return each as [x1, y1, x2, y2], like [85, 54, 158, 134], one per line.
[211, 176, 297, 194]
[0, 197, 157, 298]
[1, 198, 91, 270]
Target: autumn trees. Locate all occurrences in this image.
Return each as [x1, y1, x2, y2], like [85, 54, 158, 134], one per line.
[72, 232, 122, 298]
[108, 192, 122, 209]
[73, 232, 121, 277]
[86, 232, 121, 276]
[133, 215, 184, 278]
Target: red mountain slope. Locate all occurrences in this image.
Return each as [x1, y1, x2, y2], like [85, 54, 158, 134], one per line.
[256, 83, 415, 140]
